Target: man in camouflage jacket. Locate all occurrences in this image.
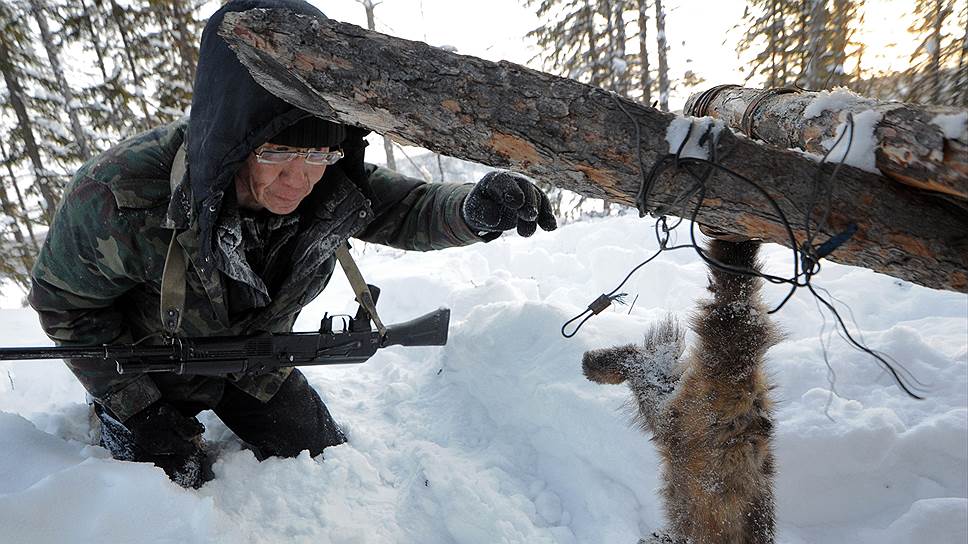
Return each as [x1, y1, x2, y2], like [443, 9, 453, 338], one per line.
[28, 0, 555, 488]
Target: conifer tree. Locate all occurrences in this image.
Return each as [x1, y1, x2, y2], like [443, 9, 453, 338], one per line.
[905, 0, 966, 106]
[58, 0, 130, 143]
[0, 2, 62, 224]
[118, 1, 159, 127]
[144, 0, 203, 121]
[737, 0, 793, 87]
[609, 0, 630, 96]
[527, 0, 605, 86]
[527, 0, 670, 104]
[29, 0, 93, 162]
[0, 137, 36, 291]
[737, 0, 861, 91]
[0, 0, 205, 289]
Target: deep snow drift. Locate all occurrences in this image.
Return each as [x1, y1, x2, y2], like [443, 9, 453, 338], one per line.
[1, 214, 965, 543]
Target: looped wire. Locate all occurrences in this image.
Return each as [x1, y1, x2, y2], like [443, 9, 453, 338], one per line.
[570, 91, 925, 400]
[740, 86, 802, 140]
[561, 293, 629, 338]
[685, 84, 742, 117]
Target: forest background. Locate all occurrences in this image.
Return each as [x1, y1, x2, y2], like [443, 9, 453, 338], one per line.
[1, 0, 965, 297]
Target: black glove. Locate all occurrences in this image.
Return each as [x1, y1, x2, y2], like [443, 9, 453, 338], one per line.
[462, 171, 557, 237]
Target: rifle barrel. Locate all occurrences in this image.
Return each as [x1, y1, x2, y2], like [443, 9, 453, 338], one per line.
[0, 344, 175, 361]
[0, 345, 108, 361]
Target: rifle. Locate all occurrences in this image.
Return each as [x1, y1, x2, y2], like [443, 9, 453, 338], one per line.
[0, 285, 450, 375]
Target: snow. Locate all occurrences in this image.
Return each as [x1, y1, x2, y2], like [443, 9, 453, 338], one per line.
[802, 87, 876, 119]
[798, 86, 886, 173]
[32, 117, 73, 142]
[664, 116, 726, 160]
[802, 88, 887, 173]
[931, 112, 968, 142]
[611, 57, 628, 75]
[1, 214, 966, 543]
[819, 109, 883, 173]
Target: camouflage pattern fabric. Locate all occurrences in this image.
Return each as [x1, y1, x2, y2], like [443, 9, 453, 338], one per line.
[29, 118, 484, 422]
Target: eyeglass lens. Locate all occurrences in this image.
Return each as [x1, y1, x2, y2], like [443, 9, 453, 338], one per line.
[257, 150, 343, 165]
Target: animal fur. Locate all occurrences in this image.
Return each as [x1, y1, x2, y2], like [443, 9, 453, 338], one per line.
[582, 240, 780, 544]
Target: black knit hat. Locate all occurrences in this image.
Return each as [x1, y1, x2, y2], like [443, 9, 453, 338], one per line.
[269, 116, 347, 148]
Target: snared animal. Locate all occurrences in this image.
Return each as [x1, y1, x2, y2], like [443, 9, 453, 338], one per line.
[582, 239, 780, 544]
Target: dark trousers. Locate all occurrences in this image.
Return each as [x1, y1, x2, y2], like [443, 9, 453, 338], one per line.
[213, 369, 345, 459]
[97, 369, 345, 487]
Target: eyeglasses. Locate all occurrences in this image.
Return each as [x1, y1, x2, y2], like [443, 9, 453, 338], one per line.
[254, 147, 344, 166]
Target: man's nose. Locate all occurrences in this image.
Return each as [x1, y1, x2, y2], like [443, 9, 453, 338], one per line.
[278, 166, 309, 188]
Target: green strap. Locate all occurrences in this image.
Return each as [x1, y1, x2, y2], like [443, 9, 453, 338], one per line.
[335, 242, 387, 337]
[160, 144, 188, 336]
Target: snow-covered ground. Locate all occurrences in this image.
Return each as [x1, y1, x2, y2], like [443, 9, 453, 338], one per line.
[1, 214, 965, 543]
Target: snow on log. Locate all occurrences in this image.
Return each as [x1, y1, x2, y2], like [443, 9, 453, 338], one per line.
[684, 85, 968, 200]
[218, 8, 968, 293]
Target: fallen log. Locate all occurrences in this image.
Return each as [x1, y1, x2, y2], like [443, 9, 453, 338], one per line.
[684, 85, 968, 200]
[218, 9, 968, 293]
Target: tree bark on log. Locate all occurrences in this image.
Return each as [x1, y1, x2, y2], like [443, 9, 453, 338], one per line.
[219, 9, 968, 293]
[683, 85, 968, 200]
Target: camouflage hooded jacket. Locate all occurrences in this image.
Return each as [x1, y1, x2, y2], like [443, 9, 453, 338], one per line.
[28, 0, 484, 422]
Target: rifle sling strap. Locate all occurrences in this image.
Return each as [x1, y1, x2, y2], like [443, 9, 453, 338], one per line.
[160, 144, 188, 336]
[335, 243, 387, 337]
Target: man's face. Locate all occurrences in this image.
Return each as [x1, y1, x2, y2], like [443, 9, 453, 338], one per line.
[234, 144, 333, 214]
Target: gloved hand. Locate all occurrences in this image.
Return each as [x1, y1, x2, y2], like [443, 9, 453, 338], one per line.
[462, 171, 557, 237]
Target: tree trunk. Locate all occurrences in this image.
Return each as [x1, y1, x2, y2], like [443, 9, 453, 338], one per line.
[683, 85, 968, 200]
[853, 11, 865, 85]
[78, 0, 125, 134]
[929, 0, 944, 105]
[612, 0, 628, 97]
[219, 10, 968, 293]
[165, 0, 199, 86]
[765, 0, 777, 88]
[583, 1, 602, 86]
[357, 0, 396, 169]
[0, 138, 37, 251]
[0, 177, 33, 284]
[601, 0, 616, 90]
[110, 0, 153, 127]
[803, 0, 827, 89]
[960, 5, 967, 106]
[0, 38, 59, 224]
[81, 0, 111, 82]
[30, 0, 92, 161]
[636, 0, 651, 104]
[0, 172, 30, 256]
[653, 0, 669, 110]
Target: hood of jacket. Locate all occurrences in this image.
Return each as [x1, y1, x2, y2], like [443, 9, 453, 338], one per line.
[166, 0, 340, 279]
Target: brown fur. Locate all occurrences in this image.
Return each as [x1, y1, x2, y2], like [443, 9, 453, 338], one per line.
[582, 240, 780, 544]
